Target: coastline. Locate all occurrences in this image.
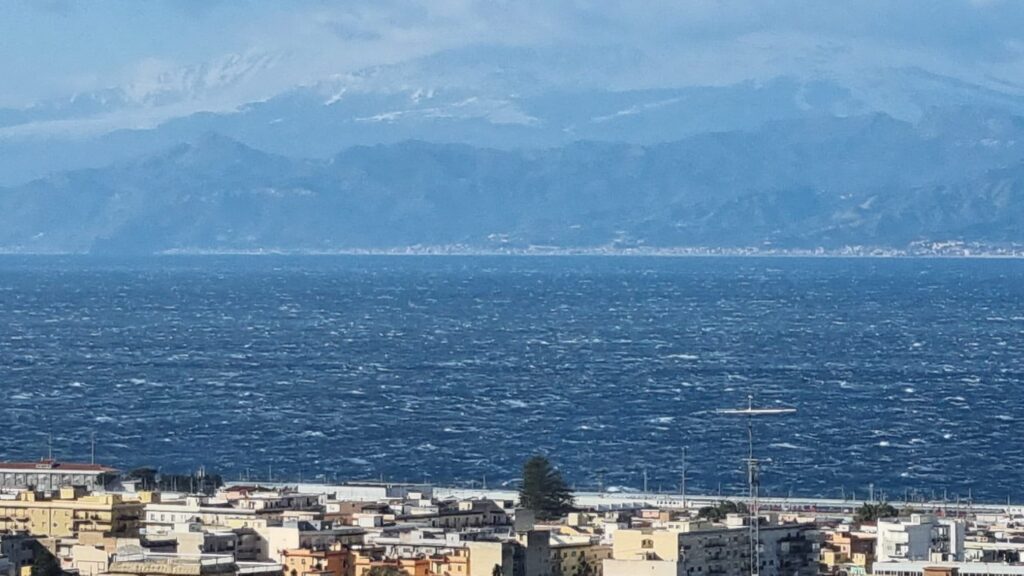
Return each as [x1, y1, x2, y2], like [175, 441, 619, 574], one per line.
[2, 244, 1024, 259]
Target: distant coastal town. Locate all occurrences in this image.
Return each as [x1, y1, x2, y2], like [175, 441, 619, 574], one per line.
[2, 457, 1022, 576]
[156, 240, 1024, 259]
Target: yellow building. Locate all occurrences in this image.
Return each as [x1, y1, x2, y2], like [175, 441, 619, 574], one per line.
[549, 534, 610, 576]
[429, 548, 470, 576]
[465, 540, 516, 576]
[0, 487, 142, 538]
[820, 529, 875, 575]
[605, 523, 748, 576]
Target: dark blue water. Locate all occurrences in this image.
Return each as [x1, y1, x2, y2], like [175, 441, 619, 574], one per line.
[2, 256, 1023, 502]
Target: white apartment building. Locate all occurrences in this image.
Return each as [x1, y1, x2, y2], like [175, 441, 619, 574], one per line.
[876, 514, 964, 563]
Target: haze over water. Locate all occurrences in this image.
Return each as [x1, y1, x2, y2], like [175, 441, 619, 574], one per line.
[2, 256, 1022, 502]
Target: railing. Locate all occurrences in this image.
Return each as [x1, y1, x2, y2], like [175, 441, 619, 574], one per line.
[237, 563, 284, 575]
[114, 552, 236, 567]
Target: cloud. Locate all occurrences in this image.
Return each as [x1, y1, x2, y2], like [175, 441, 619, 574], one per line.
[4, 0, 1024, 131]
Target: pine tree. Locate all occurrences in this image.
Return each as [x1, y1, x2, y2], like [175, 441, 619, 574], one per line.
[519, 455, 574, 520]
[696, 500, 748, 522]
[492, 564, 504, 576]
[854, 502, 898, 523]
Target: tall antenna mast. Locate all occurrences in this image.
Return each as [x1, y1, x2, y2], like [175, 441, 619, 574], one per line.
[717, 395, 796, 576]
[681, 447, 687, 508]
[91, 432, 96, 465]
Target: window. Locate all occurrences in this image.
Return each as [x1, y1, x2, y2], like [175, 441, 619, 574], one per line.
[642, 539, 654, 549]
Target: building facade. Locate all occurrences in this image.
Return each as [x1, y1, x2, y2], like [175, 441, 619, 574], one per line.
[604, 520, 817, 576]
[0, 462, 117, 492]
[281, 546, 350, 576]
[0, 487, 142, 538]
[877, 515, 964, 563]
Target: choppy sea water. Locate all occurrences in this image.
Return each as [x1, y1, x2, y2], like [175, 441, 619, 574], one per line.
[1, 256, 1023, 502]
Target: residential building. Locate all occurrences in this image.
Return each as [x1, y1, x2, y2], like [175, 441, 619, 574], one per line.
[329, 484, 433, 503]
[758, 523, 818, 576]
[172, 523, 244, 556]
[429, 547, 470, 575]
[604, 521, 748, 576]
[820, 527, 875, 575]
[603, 518, 817, 576]
[256, 520, 364, 562]
[465, 540, 517, 576]
[0, 534, 38, 576]
[368, 526, 467, 558]
[515, 530, 552, 576]
[0, 461, 117, 492]
[876, 515, 965, 563]
[0, 487, 142, 538]
[143, 495, 266, 532]
[398, 500, 510, 530]
[104, 551, 282, 576]
[281, 545, 350, 576]
[548, 533, 610, 576]
[71, 542, 115, 576]
[874, 561, 1024, 576]
[964, 540, 1024, 563]
[350, 550, 430, 576]
[230, 493, 323, 514]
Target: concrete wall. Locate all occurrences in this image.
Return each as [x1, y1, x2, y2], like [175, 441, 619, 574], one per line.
[467, 541, 512, 576]
[70, 545, 111, 576]
[877, 520, 933, 562]
[603, 559, 681, 576]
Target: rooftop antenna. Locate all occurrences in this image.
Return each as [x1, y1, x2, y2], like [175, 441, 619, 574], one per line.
[718, 395, 796, 576]
[90, 432, 96, 465]
[47, 432, 53, 461]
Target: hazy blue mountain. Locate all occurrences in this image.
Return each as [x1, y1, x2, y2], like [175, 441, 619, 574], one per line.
[0, 77, 855, 186]
[2, 110, 1024, 254]
[6, 64, 1024, 187]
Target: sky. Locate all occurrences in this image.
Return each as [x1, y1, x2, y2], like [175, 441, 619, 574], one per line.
[4, 1, 1024, 121]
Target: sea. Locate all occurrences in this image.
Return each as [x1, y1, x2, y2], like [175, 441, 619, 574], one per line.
[1, 255, 1023, 502]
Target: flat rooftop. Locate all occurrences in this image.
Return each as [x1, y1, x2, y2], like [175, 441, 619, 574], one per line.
[108, 554, 236, 576]
[0, 460, 117, 473]
[874, 562, 1024, 576]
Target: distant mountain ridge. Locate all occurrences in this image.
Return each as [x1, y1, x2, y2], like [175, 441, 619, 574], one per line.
[6, 66, 1024, 187]
[2, 109, 1024, 255]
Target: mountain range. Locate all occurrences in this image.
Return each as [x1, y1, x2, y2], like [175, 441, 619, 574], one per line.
[3, 107, 1024, 255]
[6, 57, 1024, 187]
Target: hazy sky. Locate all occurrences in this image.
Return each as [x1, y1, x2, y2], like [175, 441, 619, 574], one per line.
[4, 0, 1024, 111]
